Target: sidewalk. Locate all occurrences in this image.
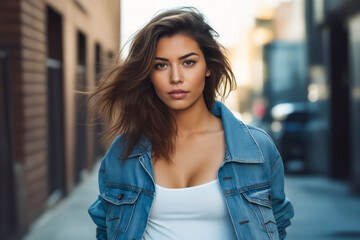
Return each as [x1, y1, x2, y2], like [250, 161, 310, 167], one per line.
[22, 163, 360, 240]
[285, 175, 360, 240]
[22, 162, 100, 240]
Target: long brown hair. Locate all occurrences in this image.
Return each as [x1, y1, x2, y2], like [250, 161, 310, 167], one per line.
[88, 7, 236, 161]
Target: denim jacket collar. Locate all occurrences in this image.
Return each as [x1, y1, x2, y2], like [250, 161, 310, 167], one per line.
[211, 101, 264, 164]
[124, 101, 264, 164]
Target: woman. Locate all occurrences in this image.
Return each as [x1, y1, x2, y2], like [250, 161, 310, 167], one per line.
[88, 7, 294, 240]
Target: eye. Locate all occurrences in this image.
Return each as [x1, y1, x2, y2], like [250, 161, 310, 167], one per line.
[154, 63, 167, 69]
[183, 60, 196, 66]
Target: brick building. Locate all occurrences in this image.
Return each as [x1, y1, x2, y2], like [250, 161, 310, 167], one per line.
[0, 0, 120, 239]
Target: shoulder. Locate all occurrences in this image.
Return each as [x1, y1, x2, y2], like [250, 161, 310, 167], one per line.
[245, 123, 280, 166]
[95, 134, 123, 192]
[246, 124, 274, 147]
[100, 133, 149, 167]
[103, 134, 124, 162]
[99, 134, 128, 174]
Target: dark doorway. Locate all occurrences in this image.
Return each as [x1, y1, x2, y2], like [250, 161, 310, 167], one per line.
[94, 43, 104, 160]
[329, 18, 351, 179]
[75, 31, 87, 182]
[46, 7, 66, 203]
[0, 49, 16, 239]
[348, 14, 360, 192]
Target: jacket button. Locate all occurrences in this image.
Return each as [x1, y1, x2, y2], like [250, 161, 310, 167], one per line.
[118, 193, 124, 200]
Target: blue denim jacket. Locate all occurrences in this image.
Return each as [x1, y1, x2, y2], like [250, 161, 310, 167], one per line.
[88, 101, 294, 240]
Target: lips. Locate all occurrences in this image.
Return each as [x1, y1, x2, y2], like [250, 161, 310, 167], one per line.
[168, 89, 189, 99]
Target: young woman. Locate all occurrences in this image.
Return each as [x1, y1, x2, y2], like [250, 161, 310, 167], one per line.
[88, 7, 294, 240]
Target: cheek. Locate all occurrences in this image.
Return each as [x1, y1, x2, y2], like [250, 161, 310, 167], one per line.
[189, 70, 207, 88]
[150, 73, 162, 90]
[150, 79, 162, 99]
[150, 76, 169, 100]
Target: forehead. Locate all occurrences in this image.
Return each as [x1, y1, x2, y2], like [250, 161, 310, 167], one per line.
[155, 34, 203, 57]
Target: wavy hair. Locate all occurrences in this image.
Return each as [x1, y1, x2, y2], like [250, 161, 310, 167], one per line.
[88, 7, 236, 161]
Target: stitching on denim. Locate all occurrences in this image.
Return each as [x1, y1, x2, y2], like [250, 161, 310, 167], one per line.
[230, 159, 264, 163]
[107, 199, 137, 236]
[260, 207, 277, 239]
[250, 203, 265, 232]
[242, 190, 272, 208]
[106, 203, 125, 236]
[270, 153, 280, 172]
[105, 182, 155, 196]
[243, 124, 266, 162]
[223, 181, 271, 195]
[114, 205, 124, 233]
[123, 196, 137, 233]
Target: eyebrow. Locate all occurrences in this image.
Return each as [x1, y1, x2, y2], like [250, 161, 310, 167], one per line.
[154, 52, 199, 62]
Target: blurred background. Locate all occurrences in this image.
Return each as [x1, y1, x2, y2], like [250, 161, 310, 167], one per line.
[0, 0, 360, 239]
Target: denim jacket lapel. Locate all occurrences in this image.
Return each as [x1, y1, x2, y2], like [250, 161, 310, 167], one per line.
[211, 101, 265, 164]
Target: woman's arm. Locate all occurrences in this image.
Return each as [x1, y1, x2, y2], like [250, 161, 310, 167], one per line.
[270, 151, 294, 239]
[88, 161, 108, 240]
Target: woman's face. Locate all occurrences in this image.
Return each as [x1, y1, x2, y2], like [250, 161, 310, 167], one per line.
[150, 33, 210, 111]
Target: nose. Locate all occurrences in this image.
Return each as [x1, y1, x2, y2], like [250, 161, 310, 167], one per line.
[170, 65, 183, 84]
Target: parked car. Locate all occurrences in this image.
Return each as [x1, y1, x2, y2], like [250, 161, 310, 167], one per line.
[270, 103, 308, 173]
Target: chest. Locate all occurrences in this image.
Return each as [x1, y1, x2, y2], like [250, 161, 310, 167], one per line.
[143, 179, 238, 239]
[153, 131, 226, 188]
[102, 159, 275, 240]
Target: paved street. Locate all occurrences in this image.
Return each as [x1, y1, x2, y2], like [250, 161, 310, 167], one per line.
[285, 175, 360, 240]
[23, 163, 360, 240]
[22, 162, 100, 240]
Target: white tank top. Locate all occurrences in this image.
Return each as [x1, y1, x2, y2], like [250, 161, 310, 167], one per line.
[142, 179, 238, 240]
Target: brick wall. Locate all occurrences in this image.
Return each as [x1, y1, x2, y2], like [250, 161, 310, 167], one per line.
[0, 0, 120, 237]
[20, 0, 49, 225]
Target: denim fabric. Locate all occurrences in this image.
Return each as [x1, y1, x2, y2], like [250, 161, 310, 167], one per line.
[88, 101, 294, 240]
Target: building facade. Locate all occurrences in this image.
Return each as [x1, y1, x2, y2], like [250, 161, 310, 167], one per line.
[305, 0, 360, 193]
[250, 0, 360, 194]
[0, 0, 120, 239]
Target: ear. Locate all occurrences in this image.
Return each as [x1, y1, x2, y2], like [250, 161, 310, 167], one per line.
[205, 69, 211, 77]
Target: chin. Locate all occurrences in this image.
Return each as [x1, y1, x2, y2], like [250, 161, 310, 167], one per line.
[166, 102, 192, 111]
[166, 99, 203, 112]
[158, 94, 204, 112]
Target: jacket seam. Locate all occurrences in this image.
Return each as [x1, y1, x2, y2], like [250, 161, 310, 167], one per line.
[223, 181, 271, 195]
[247, 124, 280, 170]
[242, 123, 266, 163]
[105, 182, 155, 196]
[270, 154, 280, 172]
[246, 125, 274, 142]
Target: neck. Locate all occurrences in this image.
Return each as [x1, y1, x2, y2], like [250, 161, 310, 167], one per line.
[172, 99, 218, 136]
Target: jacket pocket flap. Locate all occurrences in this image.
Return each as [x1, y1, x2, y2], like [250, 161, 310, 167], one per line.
[101, 187, 140, 205]
[242, 188, 272, 208]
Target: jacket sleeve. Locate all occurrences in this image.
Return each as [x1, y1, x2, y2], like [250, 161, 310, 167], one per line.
[88, 160, 108, 240]
[270, 150, 294, 239]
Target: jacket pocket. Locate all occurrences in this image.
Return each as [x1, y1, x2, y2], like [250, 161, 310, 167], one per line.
[242, 188, 278, 234]
[101, 186, 140, 234]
